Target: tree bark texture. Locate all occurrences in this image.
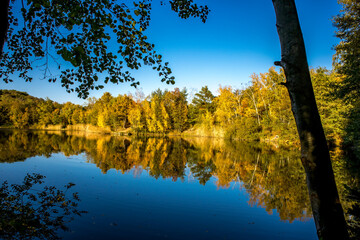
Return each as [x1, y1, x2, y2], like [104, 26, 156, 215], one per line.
[0, 0, 10, 58]
[271, 0, 349, 239]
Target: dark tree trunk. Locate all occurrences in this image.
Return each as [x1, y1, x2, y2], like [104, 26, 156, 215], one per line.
[0, 0, 10, 58]
[271, 0, 349, 239]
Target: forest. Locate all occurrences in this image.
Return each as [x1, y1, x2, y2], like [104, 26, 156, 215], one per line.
[0, 66, 352, 151]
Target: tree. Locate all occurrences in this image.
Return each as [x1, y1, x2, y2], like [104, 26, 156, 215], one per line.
[192, 86, 215, 114]
[0, 0, 10, 57]
[214, 86, 237, 126]
[71, 107, 86, 124]
[128, 102, 146, 132]
[111, 94, 135, 130]
[143, 95, 162, 132]
[36, 98, 56, 126]
[85, 97, 101, 126]
[9, 103, 30, 128]
[160, 101, 171, 132]
[61, 102, 78, 126]
[0, 0, 209, 98]
[333, 0, 360, 160]
[272, 0, 348, 238]
[163, 88, 188, 132]
[189, 86, 215, 126]
[311, 68, 349, 147]
[333, 0, 360, 101]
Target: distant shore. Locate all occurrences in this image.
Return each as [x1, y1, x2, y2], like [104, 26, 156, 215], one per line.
[0, 124, 295, 149]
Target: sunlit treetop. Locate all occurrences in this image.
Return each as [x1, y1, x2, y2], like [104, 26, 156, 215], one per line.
[1, 0, 209, 98]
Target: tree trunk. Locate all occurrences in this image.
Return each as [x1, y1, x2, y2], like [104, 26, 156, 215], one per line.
[0, 0, 10, 58]
[271, 0, 349, 239]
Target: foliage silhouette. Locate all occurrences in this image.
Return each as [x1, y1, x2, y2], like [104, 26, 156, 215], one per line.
[0, 173, 86, 240]
[0, 0, 209, 98]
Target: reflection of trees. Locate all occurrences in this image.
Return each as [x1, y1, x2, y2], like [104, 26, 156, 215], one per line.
[86, 137, 188, 181]
[0, 130, 61, 162]
[2, 130, 359, 226]
[186, 138, 312, 222]
[332, 149, 360, 239]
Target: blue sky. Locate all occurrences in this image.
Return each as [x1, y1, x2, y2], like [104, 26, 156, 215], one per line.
[1, 0, 342, 105]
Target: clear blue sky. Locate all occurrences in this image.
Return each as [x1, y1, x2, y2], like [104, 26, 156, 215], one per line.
[1, 0, 342, 105]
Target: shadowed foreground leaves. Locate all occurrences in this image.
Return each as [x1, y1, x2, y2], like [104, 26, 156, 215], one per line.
[0, 173, 86, 240]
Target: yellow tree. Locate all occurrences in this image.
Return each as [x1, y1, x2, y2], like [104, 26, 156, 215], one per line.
[71, 107, 86, 125]
[128, 102, 146, 132]
[111, 94, 135, 130]
[97, 110, 109, 128]
[160, 101, 171, 132]
[10, 104, 30, 129]
[163, 88, 188, 132]
[92, 92, 114, 129]
[60, 102, 78, 126]
[36, 98, 55, 126]
[143, 97, 160, 132]
[214, 86, 237, 126]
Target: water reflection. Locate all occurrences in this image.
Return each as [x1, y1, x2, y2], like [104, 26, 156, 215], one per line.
[187, 138, 312, 222]
[0, 130, 314, 223]
[1, 131, 360, 232]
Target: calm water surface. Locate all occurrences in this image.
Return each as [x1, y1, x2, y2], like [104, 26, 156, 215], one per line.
[0, 130, 333, 239]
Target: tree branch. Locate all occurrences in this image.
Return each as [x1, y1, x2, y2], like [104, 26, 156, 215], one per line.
[0, 0, 10, 58]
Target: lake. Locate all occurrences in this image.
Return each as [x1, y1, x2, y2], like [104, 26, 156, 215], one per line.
[1, 129, 355, 239]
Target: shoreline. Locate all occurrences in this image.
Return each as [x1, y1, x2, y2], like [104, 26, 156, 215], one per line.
[0, 124, 296, 149]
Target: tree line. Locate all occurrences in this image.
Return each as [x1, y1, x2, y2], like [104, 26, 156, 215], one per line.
[0, 67, 350, 147]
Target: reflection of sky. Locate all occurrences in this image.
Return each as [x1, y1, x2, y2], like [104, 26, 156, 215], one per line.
[0, 153, 317, 240]
[1, 0, 341, 105]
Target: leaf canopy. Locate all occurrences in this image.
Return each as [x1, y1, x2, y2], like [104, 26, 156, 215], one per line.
[1, 0, 209, 98]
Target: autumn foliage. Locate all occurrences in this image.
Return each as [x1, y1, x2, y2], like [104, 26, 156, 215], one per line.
[0, 67, 349, 146]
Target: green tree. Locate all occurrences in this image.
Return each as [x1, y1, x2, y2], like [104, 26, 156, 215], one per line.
[164, 88, 188, 132]
[333, 0, 360, 101]
[190, 86, 215, 124]
[311, 68, 349, 147]
[333, 0, 360, 160]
